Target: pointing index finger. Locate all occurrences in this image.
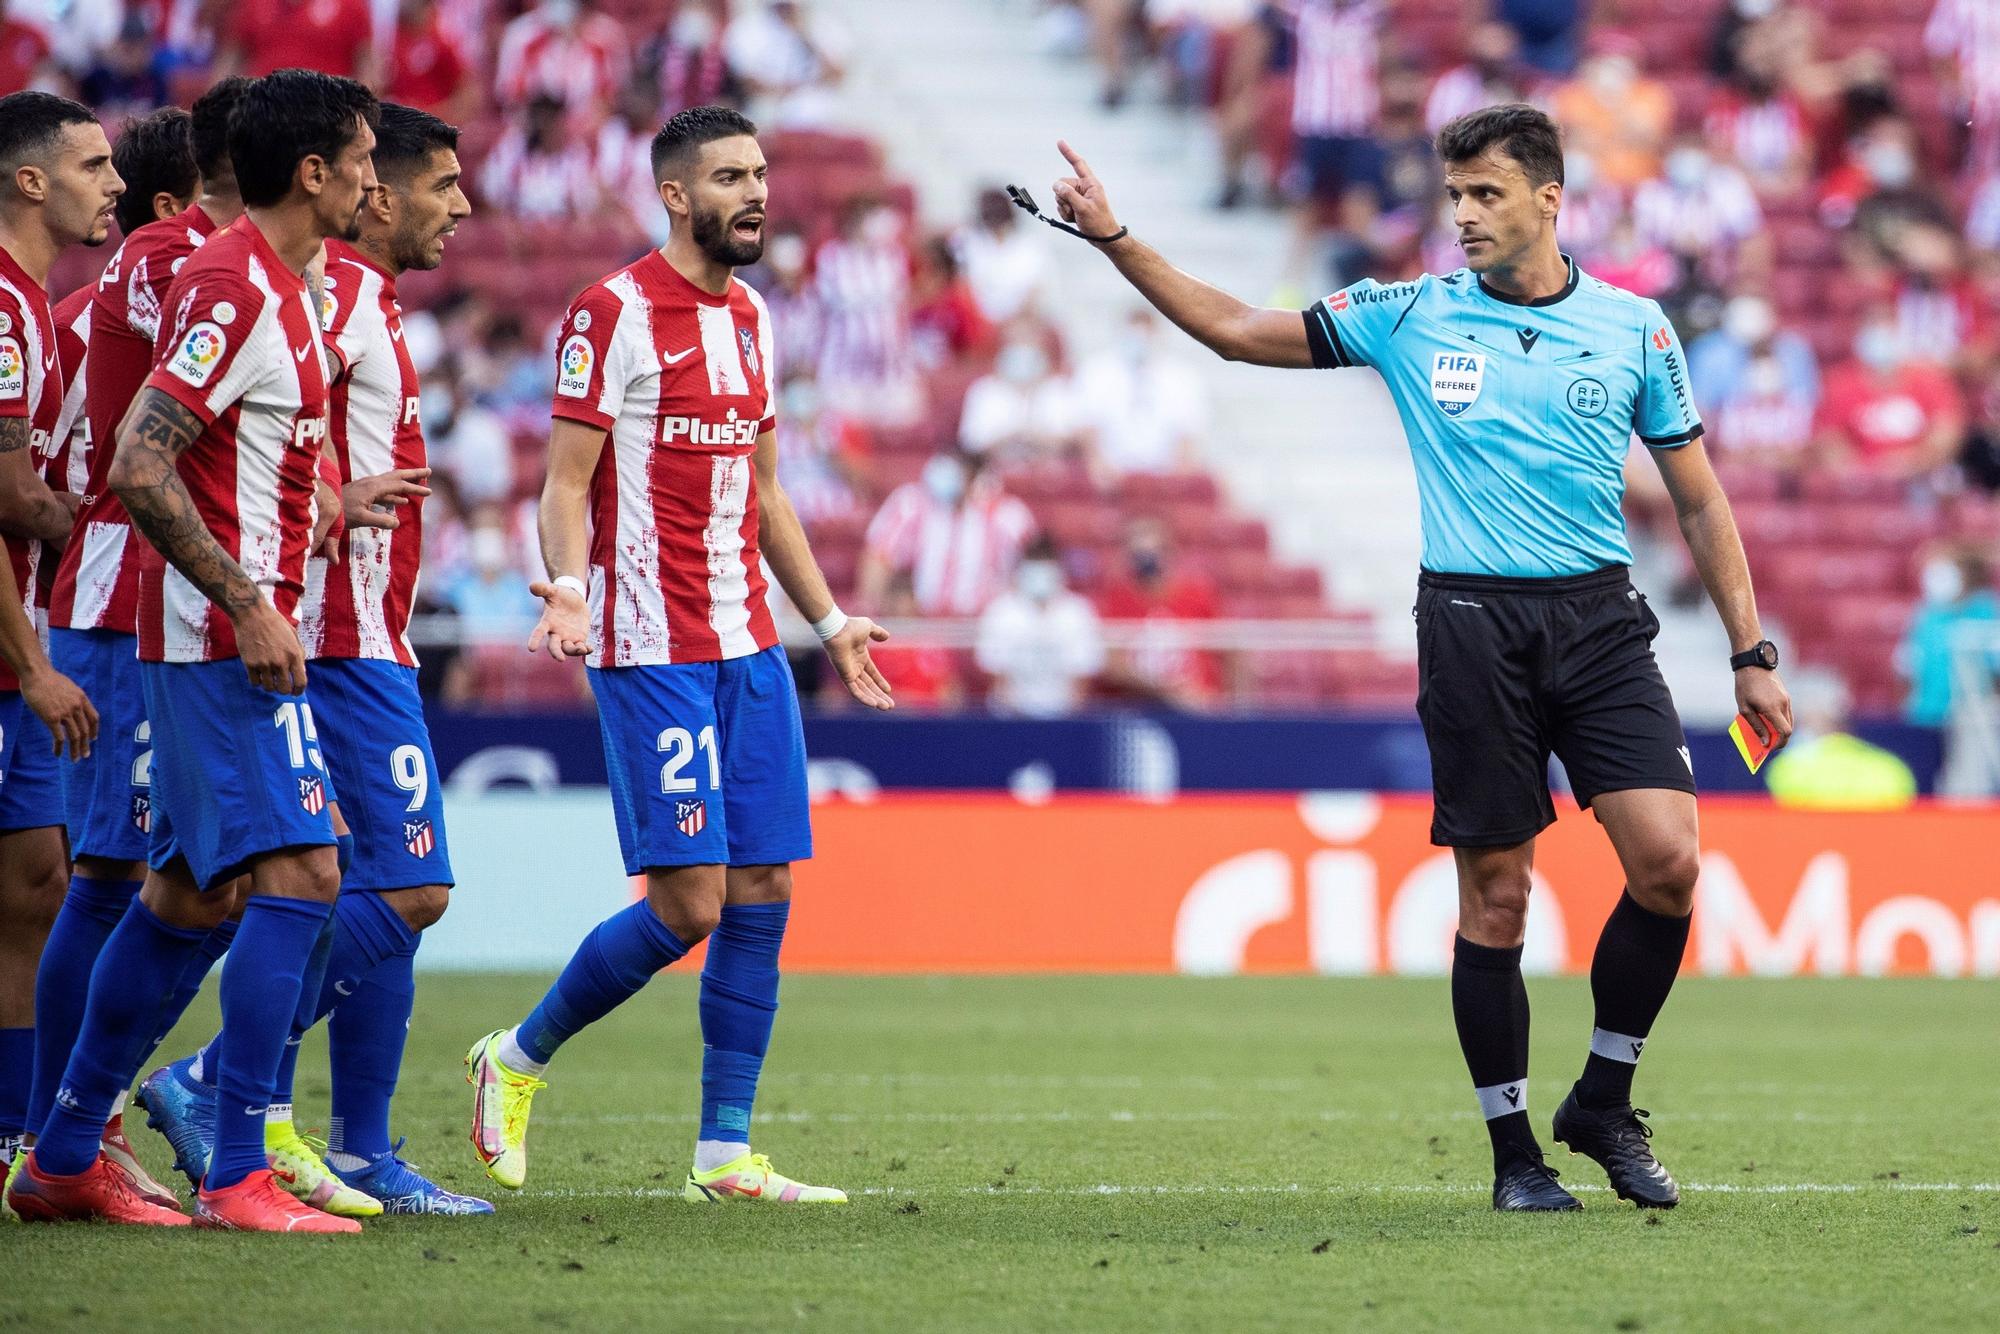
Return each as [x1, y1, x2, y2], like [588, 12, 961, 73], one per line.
[1057, 139, 1093, 180]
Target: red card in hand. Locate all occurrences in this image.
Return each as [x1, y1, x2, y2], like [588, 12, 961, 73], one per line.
[1729, 714, 1773, 774]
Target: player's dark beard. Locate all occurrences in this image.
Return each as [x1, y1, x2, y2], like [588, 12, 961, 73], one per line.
[691, 200, 765, 268]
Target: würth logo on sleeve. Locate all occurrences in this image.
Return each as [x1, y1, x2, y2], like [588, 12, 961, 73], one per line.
[1329, 291, 1350, 312]
[1652, 327, 1672, 351]
[298, 775, 326, 815]
[676, 798, 707, 837]
[404, 817, 435, 858]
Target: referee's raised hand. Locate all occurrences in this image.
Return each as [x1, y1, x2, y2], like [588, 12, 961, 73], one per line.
[1735, 662, 1794, 751]
[1051, 141, 1120, 239]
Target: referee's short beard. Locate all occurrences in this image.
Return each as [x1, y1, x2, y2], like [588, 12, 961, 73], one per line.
[690, 199, 766, 269]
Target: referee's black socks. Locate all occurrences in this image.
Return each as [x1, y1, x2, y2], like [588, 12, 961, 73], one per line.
[1576, 891, 1693, 1109]
[1451, 935, 1539, 1170]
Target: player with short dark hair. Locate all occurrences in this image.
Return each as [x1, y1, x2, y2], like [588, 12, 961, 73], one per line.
[110, 107, 197, 239]
[0, 88, 115, 1200]
[463, 105, 892, 1207]
[144, 101, 487, 1218]
[1041, 103, 1793, 1211]
[13, 77, 254, 1216]
[8, 69, 381, 1232]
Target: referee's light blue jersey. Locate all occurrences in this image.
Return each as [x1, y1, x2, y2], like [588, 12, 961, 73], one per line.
[1302, 258, 1703, 579]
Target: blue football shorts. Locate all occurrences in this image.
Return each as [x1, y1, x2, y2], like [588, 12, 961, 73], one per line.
[0, 687, 65, 833]
[308, 657, 453, 892]
[50, 627, 152, 860]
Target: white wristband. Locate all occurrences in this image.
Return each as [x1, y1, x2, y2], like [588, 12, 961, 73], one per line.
[551, 575, 587, 601]
[812, 606, 849, 641]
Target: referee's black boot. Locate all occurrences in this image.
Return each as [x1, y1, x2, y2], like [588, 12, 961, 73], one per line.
[1491, 1146, 1583, 1212]
[1552, 1084, 1680, 1209]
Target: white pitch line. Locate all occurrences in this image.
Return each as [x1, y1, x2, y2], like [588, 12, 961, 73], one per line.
[522, 1181, 2000, 1200]
[537, 1108, 1877, 1128]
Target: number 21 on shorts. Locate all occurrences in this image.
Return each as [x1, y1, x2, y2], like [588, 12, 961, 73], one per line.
[658, 725, 719, 793]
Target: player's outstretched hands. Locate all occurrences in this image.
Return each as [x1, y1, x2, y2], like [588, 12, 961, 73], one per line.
[344, 467, 433, 534]
[20, 663, 97, 760]
[825, 616, 894, 711]
[527, 581, 591, 661]
[1050, 140, 1121, 239]
[1736, 666, 1794, 752]
[234, 598, 308, 695]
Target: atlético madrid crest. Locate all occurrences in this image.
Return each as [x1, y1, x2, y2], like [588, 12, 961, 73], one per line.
[130, 793, 152, 834]
[404, 817, 435, 859]
[298, 775, 326, 815]
[676, 799, 707, 837]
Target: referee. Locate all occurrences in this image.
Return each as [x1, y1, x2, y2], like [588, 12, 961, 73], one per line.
[1043, 104, 1793, 1211]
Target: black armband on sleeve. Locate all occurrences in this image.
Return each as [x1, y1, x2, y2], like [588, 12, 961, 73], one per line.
[1301, 303, 1350, 370]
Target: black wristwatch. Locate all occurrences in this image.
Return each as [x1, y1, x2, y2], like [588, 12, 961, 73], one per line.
[1730, 639, 1780, 671]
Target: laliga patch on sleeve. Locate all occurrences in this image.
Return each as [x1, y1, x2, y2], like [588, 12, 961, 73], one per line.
[0, 336, 24, 400]
[556, 333, 594, 398]
[167, 320, 228, 387]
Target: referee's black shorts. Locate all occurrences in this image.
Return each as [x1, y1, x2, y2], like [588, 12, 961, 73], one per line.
[1414, 564, 1695, 849]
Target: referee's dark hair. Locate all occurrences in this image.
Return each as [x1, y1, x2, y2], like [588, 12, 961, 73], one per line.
[371, 103, 460, 186]
[1435, 103, 1565, 189]
[229, 68, 380, 209]
[0, 91, 98, 179]
[651, 106, 759, 183]
[191, 76, 252, 185]
[111, 107, 195, 236]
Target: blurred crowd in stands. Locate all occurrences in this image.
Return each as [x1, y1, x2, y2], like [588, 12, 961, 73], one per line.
[9, 0, 1999, 722]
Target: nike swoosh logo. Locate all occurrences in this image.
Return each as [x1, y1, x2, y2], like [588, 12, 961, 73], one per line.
[293, 345, 312, 363]
[42, 353, 56, 370]
[334, 980, 354, 996]
[661, 346, 697, 365]
[389, 325, 404, 342]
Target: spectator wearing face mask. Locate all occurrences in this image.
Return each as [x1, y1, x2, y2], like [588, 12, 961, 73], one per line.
[1072, 309, 1208, 478]
[482, 94, 599, 220]
[494, 0, 629, 112]
[975, 536, 1106, 717]
[952, 186, 1055, 324]
[958, 331, 1083, 462]
[724, 0, 851, 128]
[1887, 224, 1995, 375]
[1899, 547, 2000, 726]
[445, 515, 543, 639]
[909, 235, 995, 370]
[1551, 32, 1674, 189]
[773, 371, 870, 524]
[1631, 134, 1771, 291]
[814, 198, 920, 422]
[1820, 115, 1953, 253]
[1095, 518, 1223, 706]
[857, 443, 1037, 616]
[1689, 295, 1821, 473]
[1813, 316, 1967, 479]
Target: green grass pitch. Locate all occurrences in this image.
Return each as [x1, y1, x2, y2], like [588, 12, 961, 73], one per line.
[7, 974, 1997, 1332]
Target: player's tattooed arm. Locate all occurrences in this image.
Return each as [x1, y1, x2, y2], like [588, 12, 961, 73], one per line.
[0, 417, 82, 542]
[754, 429, 894, 710]
[110, 389, 262, 616]
[113, 388, 309, 693]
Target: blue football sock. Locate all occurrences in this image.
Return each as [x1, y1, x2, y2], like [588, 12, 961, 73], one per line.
[138, 920, 233, 1088]
[24, 876, 139, 1138]
[33, 900, 208, 1177]
[516, 902, 689, 1064]
[327, 947, 416, 1162]
[0, 1027, 31, 1139]
[698, 901, 789, 1143]
[205, 895, 330, 1191]
[269, 912, 337, 1111]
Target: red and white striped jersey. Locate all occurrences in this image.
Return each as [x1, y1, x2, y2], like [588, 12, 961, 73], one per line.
[1290, 0, 1381, 138]
[37, 288, 92, 616]
[493, 9, 628, 109]
[299, 240, 426, 666]
[136, 217, 329, 664]
[550, 250, 779, 667]
[0, 243, 63, 688]
[52, 202, 217, 634]
[861, 475, 1036, 617]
